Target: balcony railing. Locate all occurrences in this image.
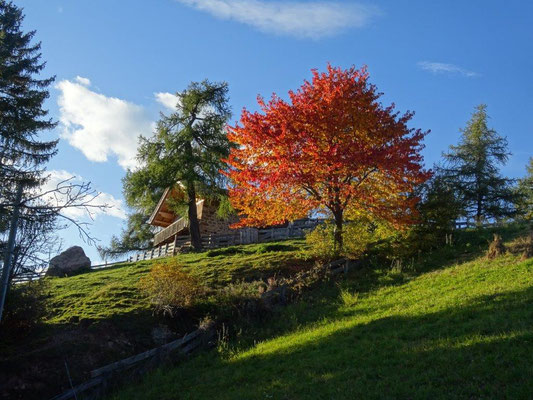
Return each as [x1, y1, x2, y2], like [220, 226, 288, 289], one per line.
[153, 217, 188, 246]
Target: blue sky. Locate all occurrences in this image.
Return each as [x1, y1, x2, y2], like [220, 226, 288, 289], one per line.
[17, 0, 533, 263]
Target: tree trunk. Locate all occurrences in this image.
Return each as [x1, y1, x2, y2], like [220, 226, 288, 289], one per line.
[187, 182, 202, 251]
[333, 210, 343, 254]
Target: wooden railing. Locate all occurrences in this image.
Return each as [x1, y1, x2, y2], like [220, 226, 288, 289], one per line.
[132, 242, 177, 262]
[153, 217, 188, 246]
[133, 218, 324, 261]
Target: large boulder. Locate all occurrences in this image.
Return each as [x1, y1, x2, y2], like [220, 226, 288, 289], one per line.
[46, 246, 91, 277]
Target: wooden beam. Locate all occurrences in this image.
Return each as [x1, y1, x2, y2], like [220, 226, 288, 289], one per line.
[152, 219, 171, 227]
[159, 211, 175, 219]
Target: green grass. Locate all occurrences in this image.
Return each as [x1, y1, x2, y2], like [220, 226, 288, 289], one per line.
[1, 239, 314, 400]
[42, 239, 310, 326]
[109, 230, 533, 399]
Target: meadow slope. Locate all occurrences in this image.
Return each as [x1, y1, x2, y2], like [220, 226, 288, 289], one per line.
[111, 249, 533, 399]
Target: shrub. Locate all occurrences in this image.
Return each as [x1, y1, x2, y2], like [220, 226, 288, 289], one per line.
[139, 263, 206, 316]
[487, 234, 506, 259]
[306, 219, 397, 260]
[507, 230, 533, 260]
[339, 287, 359, 307]
[212, 280, 263, 316]
[305, 222, 337, 260]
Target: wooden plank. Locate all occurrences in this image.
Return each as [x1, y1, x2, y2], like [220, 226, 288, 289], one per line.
[90, 329, 203, 378]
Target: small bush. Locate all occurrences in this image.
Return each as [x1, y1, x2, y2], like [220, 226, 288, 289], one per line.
[339, 288, 359, 307]
[507, 231, 533, 260]
[213, 281, 263, 311]
[306, 222, 337, 260]
[487, 234, 506, 259]
[306, 219, 397, 260]
[139, 263, 206, 316]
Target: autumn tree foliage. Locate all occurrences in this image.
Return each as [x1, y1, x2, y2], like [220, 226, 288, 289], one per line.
[225, 65, 430, 250]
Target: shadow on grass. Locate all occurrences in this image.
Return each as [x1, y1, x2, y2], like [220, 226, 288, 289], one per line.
[113, 285, 533, 400]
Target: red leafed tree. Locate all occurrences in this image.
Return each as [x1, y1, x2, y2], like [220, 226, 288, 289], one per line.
[225, 65, 431, 250]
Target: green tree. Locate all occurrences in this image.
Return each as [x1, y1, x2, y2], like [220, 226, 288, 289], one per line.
[441, 104, 515, 223]
[99, 212, 154, 259]
[515, 158, 533, 220]
[417, 173, 463, 234]
[0, 0, 57, 219]
[0, 1, 105, 279]
[122, 80, 232, 251]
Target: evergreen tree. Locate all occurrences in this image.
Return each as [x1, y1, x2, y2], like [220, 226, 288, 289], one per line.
[122, 80, 232, 251]
[99, 212, 154, 259]
[515, 158, 533, 220]
[416, 172, 464, 235]
[0, 0, 57, 224]
[441, 104, 515, 223]
[0, 2, 104, 281]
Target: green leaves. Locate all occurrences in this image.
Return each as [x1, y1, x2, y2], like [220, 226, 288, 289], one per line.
[441, 104, 516, 222]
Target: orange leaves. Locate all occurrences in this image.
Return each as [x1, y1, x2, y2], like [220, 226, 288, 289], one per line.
[224, 64, 431, 228]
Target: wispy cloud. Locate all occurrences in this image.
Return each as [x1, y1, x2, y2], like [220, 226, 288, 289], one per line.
[418, 61, 479, 78]
[56, 77, 154, 170]
[176, 0, 379, 39]
[155, 92, 179, 111]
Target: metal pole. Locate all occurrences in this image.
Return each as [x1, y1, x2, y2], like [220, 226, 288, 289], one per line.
[0, 184, 23, 322]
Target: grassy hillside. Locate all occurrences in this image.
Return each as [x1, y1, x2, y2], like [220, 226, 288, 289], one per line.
[0, 239, 312, 400]
[43, 239, 309, 326]
[110, 229, 533, 399]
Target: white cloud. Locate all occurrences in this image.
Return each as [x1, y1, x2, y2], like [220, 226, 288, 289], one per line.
[75, 76, 91, 86]
[56, 77, 154, 170]
[418, 61, 479, 78]
[176, 0, 379, 39]
[155, 92, 179, 111]
[40, 170, 127, 220]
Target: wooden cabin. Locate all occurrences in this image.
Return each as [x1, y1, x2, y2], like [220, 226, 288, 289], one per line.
[148, 187, 238, 247]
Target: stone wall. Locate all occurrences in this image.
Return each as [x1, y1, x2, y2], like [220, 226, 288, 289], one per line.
[199, 201, 239, 236]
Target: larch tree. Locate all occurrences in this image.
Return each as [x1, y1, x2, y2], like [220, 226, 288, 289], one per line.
[225, 65, 430, 250]
[122, 80, 232, 251]
[441, 104, 515, 223]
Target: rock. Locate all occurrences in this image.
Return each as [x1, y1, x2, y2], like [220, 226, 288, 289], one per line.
[46, 246, 91, 277]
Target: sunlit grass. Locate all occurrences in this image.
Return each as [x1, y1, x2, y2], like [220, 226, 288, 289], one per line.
[109, 239, 533, 399]
[42, 239, 311, 326]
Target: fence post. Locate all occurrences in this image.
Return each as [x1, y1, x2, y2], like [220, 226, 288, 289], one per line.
[173, 235, 178, 255]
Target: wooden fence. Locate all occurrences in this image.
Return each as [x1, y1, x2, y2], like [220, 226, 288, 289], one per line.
[132, 219, 323, 262]
[50, 323, 216, 400]
[454, 220, 508, 229]
[10, 259, 132, 284]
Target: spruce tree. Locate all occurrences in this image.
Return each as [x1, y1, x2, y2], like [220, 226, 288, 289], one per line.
[441, 104, 515, 223]
[515, 158, 533, 220]
[0, 0, 57, 218]
[122, 80, 232, 251]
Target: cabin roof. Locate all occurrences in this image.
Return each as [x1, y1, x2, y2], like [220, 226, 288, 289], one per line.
[148, 187, 179, 227]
